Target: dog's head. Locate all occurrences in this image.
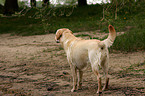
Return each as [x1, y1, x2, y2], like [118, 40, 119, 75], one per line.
[55, 28, 73, 43]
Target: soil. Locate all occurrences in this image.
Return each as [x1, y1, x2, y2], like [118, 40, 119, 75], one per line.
[0, 32, 144, 96]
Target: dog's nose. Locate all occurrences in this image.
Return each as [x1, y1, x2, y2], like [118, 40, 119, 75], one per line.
[56, 40, 60, 43]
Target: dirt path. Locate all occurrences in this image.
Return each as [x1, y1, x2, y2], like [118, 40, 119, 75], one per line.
[0, 33, 144, 96]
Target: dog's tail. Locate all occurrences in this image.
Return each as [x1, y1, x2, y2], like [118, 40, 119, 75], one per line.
[102, 25, 116, 48]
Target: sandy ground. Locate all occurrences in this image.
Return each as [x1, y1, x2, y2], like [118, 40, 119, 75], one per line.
[0, 32, 144, 96]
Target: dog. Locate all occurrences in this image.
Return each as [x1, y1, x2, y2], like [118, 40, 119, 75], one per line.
[55, 25, 116, 94]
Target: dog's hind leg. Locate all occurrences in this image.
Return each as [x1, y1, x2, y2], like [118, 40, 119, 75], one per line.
[92, 66, 102, 94]
[77, 70, 83, 90]
[89, 51, 102, 94]
[103, 77, 109, 91]
[101, 59, 109, 91]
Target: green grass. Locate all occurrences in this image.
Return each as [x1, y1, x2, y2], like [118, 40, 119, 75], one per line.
[0, 15, 46, 36]
[112, 27, 145, 52]
[111, 11, 145, 52]
[0, 3, 144, 52]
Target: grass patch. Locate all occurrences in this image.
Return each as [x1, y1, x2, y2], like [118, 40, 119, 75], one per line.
[112, 27, 145, 52]
[111, 11, 145, 52]
[0, 16, 46, 36]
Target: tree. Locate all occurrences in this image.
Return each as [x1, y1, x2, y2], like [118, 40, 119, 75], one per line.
[31, 0, 36, 7]
[43, 0, 49, 6]
[4, 0, 19, 15]
[78, 0, 87, 7]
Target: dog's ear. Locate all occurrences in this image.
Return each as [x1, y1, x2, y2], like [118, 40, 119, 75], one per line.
[56, 30, 63, 40]
[55, 28, 67, 43]
[55, 28, 72, 43]
[55, 29, 63, 43]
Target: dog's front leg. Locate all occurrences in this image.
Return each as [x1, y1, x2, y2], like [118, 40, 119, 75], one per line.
[70, 65, 77, 92]
[77, 70, 83, 90]
[67, 55, 77, 92]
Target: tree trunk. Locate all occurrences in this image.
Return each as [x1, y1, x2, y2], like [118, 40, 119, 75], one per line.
[31, 0, 36, 7]
[42, 0, 49, 7]
[4, 0, 19, 15]
[78, 0, 87, 7]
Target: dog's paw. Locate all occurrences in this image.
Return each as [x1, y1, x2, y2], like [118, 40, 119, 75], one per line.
[97, 90, 102, 94]
[71, 89, 76, 92]
[77, 86, 82, 90]
[102, 86, 109, 91]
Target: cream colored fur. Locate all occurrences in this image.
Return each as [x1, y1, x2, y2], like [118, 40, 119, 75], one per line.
[55, 25, 116, 94]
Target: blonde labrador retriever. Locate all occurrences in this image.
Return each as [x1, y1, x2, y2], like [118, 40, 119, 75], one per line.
[55, 25, 116, 94]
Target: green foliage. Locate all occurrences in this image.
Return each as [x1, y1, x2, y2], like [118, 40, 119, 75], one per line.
[0, 0, 5, 6]
[18, 0, 29, 8]
[24, 4, 103, 33]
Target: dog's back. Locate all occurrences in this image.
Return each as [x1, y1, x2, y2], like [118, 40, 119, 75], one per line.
[70, 39, 108, 70]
